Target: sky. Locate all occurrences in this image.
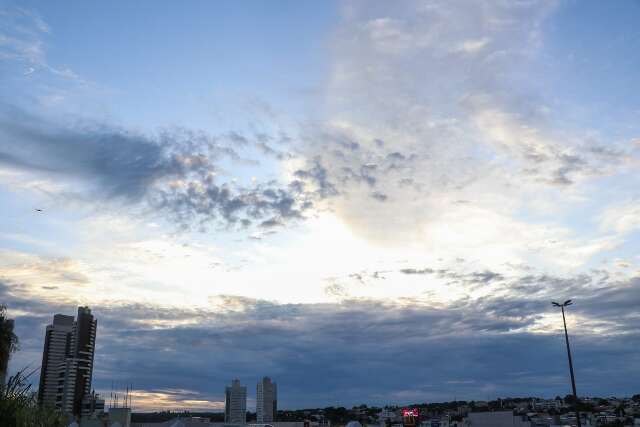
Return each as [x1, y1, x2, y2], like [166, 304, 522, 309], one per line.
[1, 0, 640, 412]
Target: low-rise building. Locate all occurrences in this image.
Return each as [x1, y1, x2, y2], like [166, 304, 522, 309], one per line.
[467, 411, 531, 427]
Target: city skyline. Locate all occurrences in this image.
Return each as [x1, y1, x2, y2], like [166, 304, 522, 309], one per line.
[4, 302, 639, 414]
[9, 308, 640, 417]
[1, 0, 640, 413]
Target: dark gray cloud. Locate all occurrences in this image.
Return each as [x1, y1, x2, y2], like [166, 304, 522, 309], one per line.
[398, 267, 504, 288]
[469, 270, 505, 284]
[547, 153, 587, 186]
[293, 157, 339, 199]
[0, 106, 314, 231]
[152, 178, 312, 231]
[0, 107, 191, 200]
[519, 141, 631, 187]
[399, 268, 434, 275]
[370, 191, 388, 202]
[3, 271, 639, 409]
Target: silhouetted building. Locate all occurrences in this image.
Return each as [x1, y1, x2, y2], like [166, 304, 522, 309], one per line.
[225, 379, 247, 424]
[256, 376, 277, 423]
[38, 306, 97, 417]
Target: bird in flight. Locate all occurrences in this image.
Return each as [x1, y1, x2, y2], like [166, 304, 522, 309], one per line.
[35, 208, 43, 212]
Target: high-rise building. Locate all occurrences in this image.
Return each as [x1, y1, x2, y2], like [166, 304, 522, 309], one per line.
[256, 376, 277, 423]
[38, 307, 97, 417]
[225, 379, 247, 424]
[38, 314, 74, 408]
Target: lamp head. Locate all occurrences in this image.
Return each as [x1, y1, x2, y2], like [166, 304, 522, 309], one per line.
[552, 300, 574, 307]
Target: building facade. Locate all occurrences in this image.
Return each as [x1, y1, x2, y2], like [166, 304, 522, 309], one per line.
[256, 377, 277, 423]
[38, 313, 75, 408]
[225, 379, 247, 424]
[38, 307, 97, 417]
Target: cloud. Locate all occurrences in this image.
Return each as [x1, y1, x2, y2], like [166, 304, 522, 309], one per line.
[468, 99, 632, 187]
[453, 37, 490, 54]
[0, 7, 84, 84]
[292, 156, 339, 199]
[152, 178, 312, 231]
[0, 8, 48, 65]
[0, 108, 193, 199]
[2, 270, 640, 409]
[2, 0, 638, 262]
[599, 200, 640, 235]
[399, 268, 434, 275]
[0, 106, 316, 231]
[370, 191, 388, 202]
[128, 389, 224, 412]
[0, 251, 90, 291]
[280, 0, 639, 265]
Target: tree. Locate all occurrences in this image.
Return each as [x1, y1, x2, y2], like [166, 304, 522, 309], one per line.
[0, 305, 19, 387]
[0, 368, 66, 427]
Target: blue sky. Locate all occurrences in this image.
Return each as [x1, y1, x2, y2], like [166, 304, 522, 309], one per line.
[8, 0, 335, 129]
[1, 0, 640, 411]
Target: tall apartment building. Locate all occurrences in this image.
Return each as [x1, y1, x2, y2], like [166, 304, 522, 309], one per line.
[38, 314, 74, 408]
[225, 379, 247, 424]
[256, 376, 277, 423]
[38, 307, 97, 417]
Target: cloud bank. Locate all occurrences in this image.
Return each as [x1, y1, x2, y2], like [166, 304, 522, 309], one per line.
[2, 271, 639, 410]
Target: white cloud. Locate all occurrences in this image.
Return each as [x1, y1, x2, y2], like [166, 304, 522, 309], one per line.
[286, 0, 627, 275]
[599, 200, 640, 235]
[0, 8, 49, 64]
[454, 37, 490, 54]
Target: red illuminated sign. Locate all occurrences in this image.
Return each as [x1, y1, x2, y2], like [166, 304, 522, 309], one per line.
[402, 408, 419, 417]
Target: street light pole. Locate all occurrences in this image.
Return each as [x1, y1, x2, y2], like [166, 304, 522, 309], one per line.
[552, 300, 581, 427]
